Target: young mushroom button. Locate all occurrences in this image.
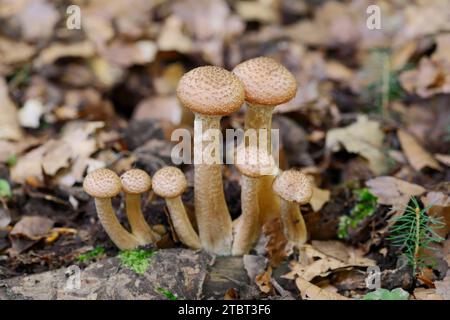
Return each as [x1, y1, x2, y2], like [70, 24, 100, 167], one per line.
[120, 169, 160, 245]
[177, 66, 245, 255]
[233, 57, 297, 225]
[272, 170, 313, 247]
[83, 168, 140, 250]
[152, 167, 201, 250]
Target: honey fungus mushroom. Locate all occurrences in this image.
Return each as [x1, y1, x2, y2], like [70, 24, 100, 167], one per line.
[120, 169, 160, 245]
[152, 167, 201, 249]
[272, 170, 313, 247]
[83, 168, 140, 250]
[176, 66, 245, 255]
[233, 57, 297, 225]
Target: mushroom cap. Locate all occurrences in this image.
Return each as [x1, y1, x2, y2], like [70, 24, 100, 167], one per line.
[232, 57, 297, 106]
[152, 166, 187, 198]
[83, 168, 122, 198]
[235, 145, 278, 178]
[176, 66, 245, 116]
[120, 169, 152, 194]
[272, 170, 313, 204]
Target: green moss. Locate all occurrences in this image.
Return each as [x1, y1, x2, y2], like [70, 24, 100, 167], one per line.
[157, 287, 178, 300]
[77, 246, 105, 263]
[118, 249, 155, 275]
[0, 179, 12, 199]
[363, 288, 409, 300]
[5, 155, 17, 167]
[338, 188, 378, 239]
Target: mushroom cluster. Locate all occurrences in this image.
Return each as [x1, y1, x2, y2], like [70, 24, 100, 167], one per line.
[83, 57, 313, 256]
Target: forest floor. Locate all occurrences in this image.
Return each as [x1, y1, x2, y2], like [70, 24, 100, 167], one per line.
[0, 0, 449, 300]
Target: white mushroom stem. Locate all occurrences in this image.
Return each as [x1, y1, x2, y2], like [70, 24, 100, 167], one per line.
[245, 104, 279, 223]
[125, 194, 160, 245]
[279, 198, 307, 246]
[194, 114, 232, 255]
[165, 196, 201, 249]
[232, 176, 260, 255]
[94, 198, 140, 250]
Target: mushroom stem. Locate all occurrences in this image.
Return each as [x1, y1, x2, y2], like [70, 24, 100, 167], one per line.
[194, 114, 232, 255]
[279, 198, 307, 246]
[125, 194, 159, 245]
[232, 176, 260, 255]
[165, 196, 201, 249]
[244, 104, 279, 223]
[94, 198, 140, 250]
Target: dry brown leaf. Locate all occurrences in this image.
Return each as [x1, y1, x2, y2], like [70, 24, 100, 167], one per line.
[101, 40, 157, 67]
[10, 216, 54, 240]
[309, 187, 330, 212]
[366, 176, 426, 209]
[413, 288, 443, 300]
[262, 217, 288, 267]
[325, 115, 388, 175]
[421, 191, 450, 236]
[0, 37, 35, 68]
[435, 154, 450, 167]
[284, 242, 375, 282]
[235, 0, 279, 23]
[34, 42, 95, 68]
[295, 277, 349, 300]
[0, 77, 22, 140]
[397, 129, 441, 171]
[435, 270, 450, 300]
[255, 267, 274, 294]
[132, 96, 181, 125]
[399, 58, 450, 98]
[157, 15, 194, 54]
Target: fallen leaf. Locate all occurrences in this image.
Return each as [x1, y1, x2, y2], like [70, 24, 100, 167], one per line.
[157, 15, 193, 54]
[435, 154, 450, 167]
[132, 96, 182, 125]
[235, 0, 279, 23]
[0, 77, 22, 140]
[255, 267, 274, 294]
[101, 40, 157, 67]
[0, 36, 35, 68]
[413, 288, 443, 300]
[325, 115, 388, 175]
[295, 277, 349, 300]
[435, 270, 450, 300]
[397, 129, 441, 171]
[309, 187, 330, 212]
[421, 191, 450, 236]
[366, 176, 426, 209]
[34, 41, 95, 68]
[262, 217, 288, 267]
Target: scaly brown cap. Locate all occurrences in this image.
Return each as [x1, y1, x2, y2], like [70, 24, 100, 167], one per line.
[83, 168, 122, 198]
[152, 166, 187, 198]
[233, 57, 297, 106]
[176, 66, 245, 116]
[235, 145, 278, 178]
[272, 170, 313, 204]
[120, 169, 152, 194]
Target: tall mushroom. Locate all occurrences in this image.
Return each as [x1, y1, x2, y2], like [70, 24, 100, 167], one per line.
[272, 170, 312, 247]
[233, 57, 297, 224]
[83, 168, 140, 250]
[232, 145, 278, 255]
[177, 66, 245, 255]
[120, 169, 160, 245]
[152, 166, 201, 249]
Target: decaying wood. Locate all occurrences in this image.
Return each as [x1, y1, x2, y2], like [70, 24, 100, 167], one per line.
[0, 249, 260, 300]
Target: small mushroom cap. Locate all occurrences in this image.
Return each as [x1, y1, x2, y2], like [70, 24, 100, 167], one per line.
[152, 166, 187, 198]
[120, 169, 152, 194]
[235, 145, 279, 178]
[272, 170, 313, 204]
[83, 168, 122, 198]
[176, 66, 245, 116]
[233, 57, 297, 106]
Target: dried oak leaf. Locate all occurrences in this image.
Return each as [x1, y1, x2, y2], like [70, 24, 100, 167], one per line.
[295, 277, 349, 300]
[34, 42, 95, 68]
[9, 216, 54, 254]
[366, 176, 426, 209]
[397, 129, 441, 171]
[309, 187, 330, 212]
[0, 77, 22, 140]
[325, 115, 388, 175]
